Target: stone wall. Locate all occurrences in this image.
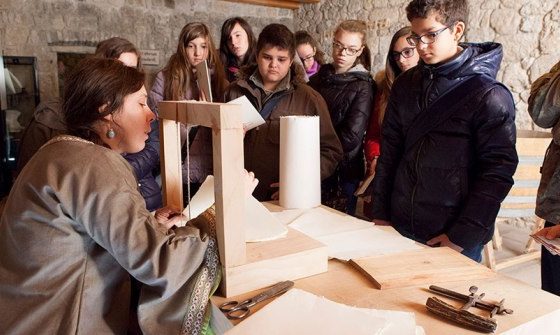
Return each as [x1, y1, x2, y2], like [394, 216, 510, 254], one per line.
[0, 0, 293, 100]
[294, 0, 560, 129]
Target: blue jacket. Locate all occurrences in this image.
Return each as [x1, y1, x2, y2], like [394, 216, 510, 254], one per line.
[371, 42, 518, 250]
[123, 119, 162, 212]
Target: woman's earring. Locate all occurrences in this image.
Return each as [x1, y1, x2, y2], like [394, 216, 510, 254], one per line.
[106, 128, 116, 139]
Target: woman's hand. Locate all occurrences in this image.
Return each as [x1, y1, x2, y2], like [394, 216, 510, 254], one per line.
[535, 225, 560, 240]
[154, 207, 186, 229]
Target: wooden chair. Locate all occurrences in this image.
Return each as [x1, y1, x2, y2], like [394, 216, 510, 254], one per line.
[484, 130, 551, 270]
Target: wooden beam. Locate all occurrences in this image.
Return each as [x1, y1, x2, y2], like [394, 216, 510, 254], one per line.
[223, 0, 320, 9]
[159, 119, 183, 211]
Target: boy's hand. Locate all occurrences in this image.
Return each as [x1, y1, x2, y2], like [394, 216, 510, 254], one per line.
[427, 234, 464, 252]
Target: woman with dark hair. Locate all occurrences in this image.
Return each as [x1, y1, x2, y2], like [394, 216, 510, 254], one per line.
[308, 19, 375, 215]
[363, 27, 419, 181]
[0, 57, 257, 334]
[362, 27, 419, 219]
[17, 37, 164, 212]
[225, 23, 343, 201]
[94, 36, 141, 69]
[295, 30, 325, 78]
[219, 17, 257, 82]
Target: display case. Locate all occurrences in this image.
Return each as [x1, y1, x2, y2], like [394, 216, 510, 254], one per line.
[0, 56, 40, 196]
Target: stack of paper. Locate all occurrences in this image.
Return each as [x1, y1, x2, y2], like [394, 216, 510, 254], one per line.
[531, 234, 560, 255]
[225, 288, 423, 335]
[264, 203, 422, 261]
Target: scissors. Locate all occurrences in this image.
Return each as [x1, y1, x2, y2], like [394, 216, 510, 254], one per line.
[219, 280, 294, 320]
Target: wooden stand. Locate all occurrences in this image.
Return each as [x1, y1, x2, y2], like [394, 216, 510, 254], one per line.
[483, 130, 551, 270]
[158, 100, 328, 297]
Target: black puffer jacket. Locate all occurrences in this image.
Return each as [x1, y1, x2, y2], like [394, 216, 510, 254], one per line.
[371, 42, 518, 250]
[123, 119, 162, 212]
[309, 64, 375, 181]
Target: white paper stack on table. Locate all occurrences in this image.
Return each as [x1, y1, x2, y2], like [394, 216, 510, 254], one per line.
[225, 288, 424, 335]
[531, 234, 560, 255]
[263, 202, 422, 261]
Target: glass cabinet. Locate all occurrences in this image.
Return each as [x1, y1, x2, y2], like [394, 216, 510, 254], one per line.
[0, 56, 40, 196]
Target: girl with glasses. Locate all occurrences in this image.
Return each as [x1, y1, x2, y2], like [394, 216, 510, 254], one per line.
[362, 27, 419, 219]
[295, 30, 325, 78]
[309, 20, 375, 216]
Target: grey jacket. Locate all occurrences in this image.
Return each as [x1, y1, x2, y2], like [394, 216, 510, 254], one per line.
[0, 137, 211, 334]
[529, 60, 560, 223]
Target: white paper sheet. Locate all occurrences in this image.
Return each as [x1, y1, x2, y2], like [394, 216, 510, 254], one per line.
[279, 116, 321, 209]
[183, 176, 288, 242]
[288, 206, 372, 238]
[225, 289, 388, 335]
[355, 307, 417, 335]
[227, 95, 265, 131]
[316, 226, 422, 261]
[270, 204, 422, 261]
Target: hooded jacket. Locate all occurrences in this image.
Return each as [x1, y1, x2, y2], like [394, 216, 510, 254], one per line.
[225, 65, 343, 201]
[528, 60, 560, 224]
[309, 63, 375, 181]
[371, 42, 518, 250]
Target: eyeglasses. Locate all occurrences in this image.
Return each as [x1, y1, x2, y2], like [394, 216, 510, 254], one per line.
[391, 47, 416, 61]
[332, 41, 363, 56]
[406, 23, 454, 46]
[299, 52, 315, 63]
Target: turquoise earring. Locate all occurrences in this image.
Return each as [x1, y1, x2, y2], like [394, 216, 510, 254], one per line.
[106, 128, 116, 139]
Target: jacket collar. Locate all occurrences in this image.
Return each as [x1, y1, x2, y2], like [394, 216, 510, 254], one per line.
[248, 69, 292, 96]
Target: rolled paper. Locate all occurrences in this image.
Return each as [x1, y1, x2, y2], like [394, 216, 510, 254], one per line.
[279, 115, 321, 209]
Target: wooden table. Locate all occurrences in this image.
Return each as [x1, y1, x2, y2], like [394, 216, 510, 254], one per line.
[213, 249, 560, 334]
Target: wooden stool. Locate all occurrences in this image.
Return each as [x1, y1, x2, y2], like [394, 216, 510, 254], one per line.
[484, 130, 551, 270]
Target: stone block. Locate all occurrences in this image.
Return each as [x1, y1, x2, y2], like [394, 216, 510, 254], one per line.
[495, 33, 538, 63]
[529, 54, 559, 83]
[520, 1, 557, 16]
[502, 62, 530, 93]
[520, 16, 542, 33]
[490, 8, 521, 35]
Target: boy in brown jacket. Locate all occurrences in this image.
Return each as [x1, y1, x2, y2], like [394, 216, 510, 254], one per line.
[225, 23, 342, 201]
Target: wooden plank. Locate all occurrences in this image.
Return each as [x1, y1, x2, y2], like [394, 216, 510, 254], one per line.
[495, 251, 541, 271]
[349, 247, 496, 290]
[159, 118, 183, 211]
[158, 100, 242, 129]
[213, 256, 560, 334]
[223, 0, 319, 9]
[513, 164, 543, 180]
[221, 227, 328, 297]
[516, 136, 551, 156]
[212, 115, 246, 269]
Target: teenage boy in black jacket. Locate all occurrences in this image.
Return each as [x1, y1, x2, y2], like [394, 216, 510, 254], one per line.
[371, 0, 518, 262]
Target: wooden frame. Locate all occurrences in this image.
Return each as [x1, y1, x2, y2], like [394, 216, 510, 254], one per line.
[158, 100, 327, 297]
[483, 130, 551, 271]
[224, 0, 320, 9]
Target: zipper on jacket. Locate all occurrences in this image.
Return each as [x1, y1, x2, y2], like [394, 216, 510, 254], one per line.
[410, 137, 426, 236]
